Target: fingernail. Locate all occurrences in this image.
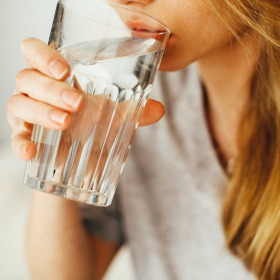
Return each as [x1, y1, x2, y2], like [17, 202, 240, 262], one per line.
[49, 110, 68, 125]
[49, 59, 68, 79]
[62, 90, 83, 109]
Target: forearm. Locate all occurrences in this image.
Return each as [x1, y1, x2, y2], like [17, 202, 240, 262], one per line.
[26, 192, 93, 280]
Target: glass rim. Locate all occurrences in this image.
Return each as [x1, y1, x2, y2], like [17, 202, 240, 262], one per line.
[59, 0, 170, 36]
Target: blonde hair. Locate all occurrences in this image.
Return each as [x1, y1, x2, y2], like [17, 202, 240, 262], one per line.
[203, 1, 280, 279]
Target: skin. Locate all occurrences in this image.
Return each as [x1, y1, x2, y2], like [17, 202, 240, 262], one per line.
[7, 0, 261, 279]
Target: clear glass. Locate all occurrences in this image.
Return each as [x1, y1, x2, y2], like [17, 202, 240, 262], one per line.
[24, 0, 170, 206]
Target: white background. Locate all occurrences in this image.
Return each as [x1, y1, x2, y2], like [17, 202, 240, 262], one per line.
[0, 0, 56, 280]
[0, 1, 57, 279]
[0, 0, 57, 143]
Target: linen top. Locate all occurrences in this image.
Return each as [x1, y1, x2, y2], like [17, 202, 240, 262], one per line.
[80, 64, 256, 280]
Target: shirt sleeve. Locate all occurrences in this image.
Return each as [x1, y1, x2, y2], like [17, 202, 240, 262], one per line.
[78, 190, 126, 245]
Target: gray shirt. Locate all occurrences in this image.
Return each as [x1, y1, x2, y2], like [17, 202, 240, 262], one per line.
[80, 65, 256, 280]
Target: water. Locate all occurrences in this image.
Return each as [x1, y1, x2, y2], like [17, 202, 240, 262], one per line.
[24, 39, 163, 206]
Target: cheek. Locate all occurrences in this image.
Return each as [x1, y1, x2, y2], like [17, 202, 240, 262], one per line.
[159, 14, 233, 71]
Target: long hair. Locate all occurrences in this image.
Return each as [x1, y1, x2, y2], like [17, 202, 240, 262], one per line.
[203, 1, 280, 279]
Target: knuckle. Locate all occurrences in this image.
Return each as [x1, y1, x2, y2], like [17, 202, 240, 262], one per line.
[15, 68, 30, 87]
[21, 37, 36, 52]
[6, 116, 13, 128]
[6, 110, 13, 126]
[7, 95, 18, 114]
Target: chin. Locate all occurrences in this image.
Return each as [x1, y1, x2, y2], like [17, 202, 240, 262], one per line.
[158, 36, 191, 71]
[159, 56, 191, 72]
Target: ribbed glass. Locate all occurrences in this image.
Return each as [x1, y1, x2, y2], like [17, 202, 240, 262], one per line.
[23, 0, 169, 206]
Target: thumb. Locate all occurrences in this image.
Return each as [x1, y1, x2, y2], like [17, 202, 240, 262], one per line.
[138, 99, 165, 127]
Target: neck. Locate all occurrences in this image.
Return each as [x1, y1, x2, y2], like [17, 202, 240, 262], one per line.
[197, 32, 260, 162]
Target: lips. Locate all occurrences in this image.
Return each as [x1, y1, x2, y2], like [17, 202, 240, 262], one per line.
[126, 21, 168, 41]
[126, 21, 161, 32]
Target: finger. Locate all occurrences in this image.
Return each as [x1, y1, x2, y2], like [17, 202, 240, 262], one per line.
[16, 69, 84, 112]
[11, 132, 37, 161]
[21, 37, 69, 80]
[138, 99, 165, 127]
[7, 113, 33, 137]
[8, 94, 72, 131]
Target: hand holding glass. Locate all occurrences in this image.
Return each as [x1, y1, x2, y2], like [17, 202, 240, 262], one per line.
[24, 0, 169, 206]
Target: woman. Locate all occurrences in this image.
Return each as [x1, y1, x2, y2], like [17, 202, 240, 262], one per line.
[7, 0, 280, 279]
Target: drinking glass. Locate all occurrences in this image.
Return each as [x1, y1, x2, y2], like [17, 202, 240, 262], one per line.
[24, 0, 170, 206]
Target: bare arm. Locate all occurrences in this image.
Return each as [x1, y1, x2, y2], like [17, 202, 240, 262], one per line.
[26, 192, 120, 280]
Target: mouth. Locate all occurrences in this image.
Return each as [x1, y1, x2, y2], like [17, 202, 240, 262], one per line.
[126, 21, 163, 32]
[126, 21, 169, 41]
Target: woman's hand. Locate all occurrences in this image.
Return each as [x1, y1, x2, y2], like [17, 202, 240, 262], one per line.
[7, 37, 165, 161]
